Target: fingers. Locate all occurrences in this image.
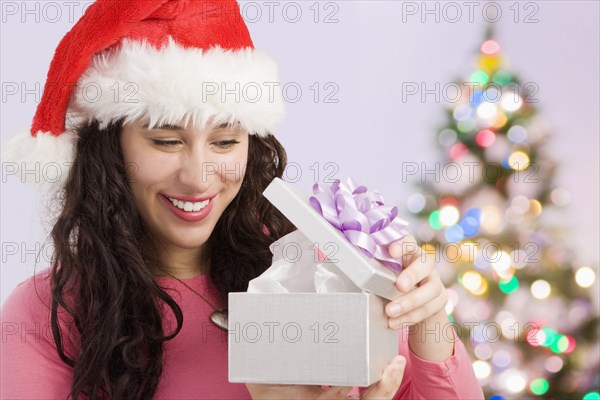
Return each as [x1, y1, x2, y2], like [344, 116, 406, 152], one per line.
[386, 272, 442, 318]
[388, 287, 449, 329]
[388, 235, 419, 266]
[319, 386, 354, 399]
[395, 249, 434, 292]
[361, 356, 406, 399]
[246, 384, 330, 399]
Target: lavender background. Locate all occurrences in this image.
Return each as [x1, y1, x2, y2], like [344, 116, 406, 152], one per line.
[1, 1, 598, 306]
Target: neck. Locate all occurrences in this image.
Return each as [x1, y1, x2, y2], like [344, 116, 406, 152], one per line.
[157, 266, 207, 279]
[147, 239, 210, 279]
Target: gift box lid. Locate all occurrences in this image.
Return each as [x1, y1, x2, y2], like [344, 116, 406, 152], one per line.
[263, 178, 402, 301]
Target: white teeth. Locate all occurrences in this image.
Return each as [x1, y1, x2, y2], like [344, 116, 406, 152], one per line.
[167, 197, 210, 212]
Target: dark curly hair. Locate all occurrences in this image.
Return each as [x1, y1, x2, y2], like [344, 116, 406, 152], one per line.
[48, 119, 295, 399]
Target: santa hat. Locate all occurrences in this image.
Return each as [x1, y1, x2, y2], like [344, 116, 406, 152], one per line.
[1, 0, 285, 192]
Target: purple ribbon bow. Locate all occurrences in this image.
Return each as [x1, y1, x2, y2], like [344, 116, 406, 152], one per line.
[309, 178, 410, 273]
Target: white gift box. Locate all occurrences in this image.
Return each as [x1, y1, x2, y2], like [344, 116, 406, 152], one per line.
[228, 291, 397, 386]
[228, 179, 403, 386]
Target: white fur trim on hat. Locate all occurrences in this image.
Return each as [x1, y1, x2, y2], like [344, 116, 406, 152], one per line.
[68, 37, 285, 137]
[1, 129, 77, 192]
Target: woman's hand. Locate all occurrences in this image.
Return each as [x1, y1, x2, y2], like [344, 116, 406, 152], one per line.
[385, 235, 448, 329]
[245, 355, 406, 399]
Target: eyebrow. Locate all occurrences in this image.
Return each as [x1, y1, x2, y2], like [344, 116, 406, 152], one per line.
[142, 122, 235, 131]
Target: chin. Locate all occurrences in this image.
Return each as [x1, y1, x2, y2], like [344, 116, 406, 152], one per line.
[166, 230, 212, 249]
[145, 221, 208, 249]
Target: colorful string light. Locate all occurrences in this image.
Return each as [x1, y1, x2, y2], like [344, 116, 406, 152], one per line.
[411, 30, 599, 398]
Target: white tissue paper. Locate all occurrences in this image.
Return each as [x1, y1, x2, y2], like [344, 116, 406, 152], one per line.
[247, 229, 363, 295]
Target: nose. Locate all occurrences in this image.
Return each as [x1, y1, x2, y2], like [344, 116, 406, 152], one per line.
[177, 145, 215, 191]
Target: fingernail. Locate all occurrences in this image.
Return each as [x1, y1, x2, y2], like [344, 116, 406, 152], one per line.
[389, 303, 402, 317]
[389, 318, 403, 329]
[398, 277, 410, 291]
[338, 386, 352, 395]
[390, 244, 400, 258]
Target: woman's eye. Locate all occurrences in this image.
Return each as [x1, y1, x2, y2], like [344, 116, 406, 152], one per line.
[152, 140, 181, 147]
[213, 140, 240, 149]
[150, 139, 239, 148]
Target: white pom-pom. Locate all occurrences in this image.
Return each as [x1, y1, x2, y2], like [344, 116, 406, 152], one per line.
[1, 129, 78, 193]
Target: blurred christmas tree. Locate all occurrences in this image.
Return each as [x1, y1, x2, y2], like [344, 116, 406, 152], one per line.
[407, 26, 599, 399]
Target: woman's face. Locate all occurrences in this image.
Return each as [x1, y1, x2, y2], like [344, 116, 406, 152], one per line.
[120, 118, 249, 251]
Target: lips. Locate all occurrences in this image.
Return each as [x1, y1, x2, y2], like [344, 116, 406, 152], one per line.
[160, 193, 216, 222]
[162, 192, 217, 202]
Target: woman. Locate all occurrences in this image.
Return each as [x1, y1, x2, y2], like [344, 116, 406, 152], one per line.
[0, 0, 484, 399]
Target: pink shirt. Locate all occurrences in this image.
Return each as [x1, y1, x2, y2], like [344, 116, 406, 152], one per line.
[1, 269, 484, 399]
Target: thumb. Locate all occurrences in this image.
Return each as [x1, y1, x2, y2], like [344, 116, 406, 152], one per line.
[319, 386, 354, 399]
[361, 356, 406, 399]
[246, 384, 325, 399]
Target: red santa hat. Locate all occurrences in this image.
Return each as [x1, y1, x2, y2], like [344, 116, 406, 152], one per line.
[1, 0, 285, 191]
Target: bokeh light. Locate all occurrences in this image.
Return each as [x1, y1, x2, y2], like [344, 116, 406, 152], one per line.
[501, 92, 523, 112]
[450, 143, 469, 160]
[500, 369, 526, 393]
[575, 266, 596, 288]
[550, 187, 571, 207]
[544, 356, 564, 373]
[531, 280, 551, 299]
[477, 102, 497, 119]
[474, 343, 493, 360]
[473, 360, 492, 379]
[481, 206, 504, 234]
[583, 392, 600, 400]
[490, 251, 512, 274]
[453, 104, 472, 121]
[476, 129, 496, 147]
[492, 70, 513, 86]
[528, 199, 543, 217]
[529, 378, 549, 395]
[508, 151, 530, 171]
[481, 39, 500, 55]
[438, 128, 457, 146]
[440, 205, 460, 226]
[470, 70, 489, 86]
[493, 350, 512, 368]
[507, 125, 527, 143]
[445, 224, 465, 242]
[429, 210, 443, 230]
[499, 276, 519, 294]
[407, 193, 426, 213]
[461, 271, 488, 295]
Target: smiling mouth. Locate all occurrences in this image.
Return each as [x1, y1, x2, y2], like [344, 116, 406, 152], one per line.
[164, 195, 212, 212]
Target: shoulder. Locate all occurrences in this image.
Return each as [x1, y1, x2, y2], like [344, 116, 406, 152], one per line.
[1, 267, 79, 352]
[0, 268, 78, 398]
[1, 268, 59, 346]
[1, 268, 53, 321]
